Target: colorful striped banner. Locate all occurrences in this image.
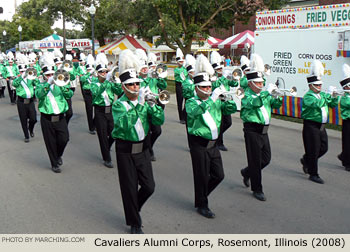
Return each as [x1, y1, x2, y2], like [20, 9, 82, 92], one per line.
[337, 50, 350, 57]
[272, 96, 342, 125]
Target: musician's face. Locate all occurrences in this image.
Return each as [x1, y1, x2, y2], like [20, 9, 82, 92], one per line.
[122, 82, 140, 101]
[344, 85, 350, 90]
[196, 85, 212, 100]
[249, 81, 264, 94]
[44, 73, 53, 80]
[310, 84, 322, 93]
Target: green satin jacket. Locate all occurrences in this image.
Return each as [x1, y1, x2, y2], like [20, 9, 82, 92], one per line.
[186, 95, 237, 140]
[112, 94, 165, 141]
[12, 76, 39, 98]
[240, 88, 282, 125]
[91, 79, 123, 106]
[174, 66, 187, 83]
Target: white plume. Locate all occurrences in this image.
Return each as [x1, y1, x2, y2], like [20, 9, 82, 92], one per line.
[119, 49, 140, 73]
[80, 53, 86, 61]
[343, 63, 350, 79]
[54, 48, 63, 58]
[28, 52, 37, 62]
[86, 54, 95, 67]
[176, 48, 184, 59]
[185, 54, 196, 68]
[310, 60, 324, 78]
[40, 51, 55, 67]
[65, 54, 73, 61]
[249, 54, 265, 72]
[210, 51, 222, 65]
[7, 51, 14, 60]
[147, 52, 157, 64]
[240, 55, 250, 67]
[194, 54, 214, 76]
[16, 53, 29, 65]
[134, 49, 148, 65]
[95, 53, 108, 67]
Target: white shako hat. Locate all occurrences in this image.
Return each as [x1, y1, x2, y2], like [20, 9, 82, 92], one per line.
[193, 54, 214, 86]
[246, 53, 264, 82]
[119, 49, 141, 84]
[307, 60, 324, 85]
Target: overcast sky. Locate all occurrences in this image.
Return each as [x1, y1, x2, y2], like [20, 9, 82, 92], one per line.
[0, 0, 80, 30]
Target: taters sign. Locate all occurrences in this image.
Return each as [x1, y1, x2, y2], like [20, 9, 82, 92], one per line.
[256, 3, 350, 30]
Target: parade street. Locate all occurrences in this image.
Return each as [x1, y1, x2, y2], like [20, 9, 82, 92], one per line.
[0, 89, 349, 234]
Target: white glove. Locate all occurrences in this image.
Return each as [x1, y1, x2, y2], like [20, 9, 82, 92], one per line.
[210, 76, 217, 82]
[158, 70, 168, 79]
[48, 76, 54, 85]
[267, 83, 278, 95]
[211, 85, 225, 102]
[327, 85, 337, 94]
[138, 87, 147, 106]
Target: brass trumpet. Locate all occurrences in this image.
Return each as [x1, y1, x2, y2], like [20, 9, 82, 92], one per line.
[271, 86, 297, 97]
[151, 64, 167, 78]
[53, 69, 70, 87]
[219, 87, 245, 101]
[331, 89, 350, 97]
[24, 67, 37, 80]
[145, 90, 171, 105]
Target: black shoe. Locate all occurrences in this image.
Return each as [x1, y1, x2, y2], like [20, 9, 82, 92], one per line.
[180, 120, 186, 124]
[24, 138, 30, 143]
[130, 226, 144, 234]
[345, 166, 350, 172]
[57, 157, 63, 166]
[218, 145, 228, 151]
[11, 102, 15, 105]
[151, 155, 156, 161]
[89, 130, 96, 135]
[197, 207, 215, 218]
[309, 175, 324, 184]
[338, 154, 343, 163]
[240, 169, 250, 187]
[300, 158, 308, 174]
[103, 160, 114, 168]
[30, 132, 34, 138]
[253, 191, 266, 201]
[51, 166, 61, 173]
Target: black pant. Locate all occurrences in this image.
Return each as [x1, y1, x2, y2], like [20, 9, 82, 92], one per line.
[189, 135, 224, 208]
[243, 124, 271, 193]
[175, 81, 184, 121]
[340, 119, 350, 167]
[115, 142, 155, 227]
[0, 86, 5, 97]
[83, 90, 95, 131]
[94, 106, 114, 162]
[217, 114, 232, 146]
[40, 114, 69, 167]
[302, 120, 328, 176]
[7, 80, 16, 103]
[65, 98, 73, 125]
[17, 98, 37, 139]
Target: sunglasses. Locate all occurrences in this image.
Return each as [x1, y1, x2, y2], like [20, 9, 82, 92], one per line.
[125, 83, 140, 87]
[199, 86, 211, 88]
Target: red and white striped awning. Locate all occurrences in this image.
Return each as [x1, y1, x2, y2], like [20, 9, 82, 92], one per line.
[211, 30, 254, 49]
[207, 36, 223, 45]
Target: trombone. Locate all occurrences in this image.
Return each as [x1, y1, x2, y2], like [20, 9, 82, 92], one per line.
[145, 90, 171, 105]
[24, 67, 37, 80]
[53, 69, 70, 87]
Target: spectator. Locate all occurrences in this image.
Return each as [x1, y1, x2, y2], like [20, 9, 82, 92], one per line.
[225, 56, 231, 66]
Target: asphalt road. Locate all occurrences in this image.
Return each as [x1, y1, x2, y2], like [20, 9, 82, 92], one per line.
[0, 87, 349, 234]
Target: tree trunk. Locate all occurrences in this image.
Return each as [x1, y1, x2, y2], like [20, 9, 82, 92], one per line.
[63, 13, 66, 58]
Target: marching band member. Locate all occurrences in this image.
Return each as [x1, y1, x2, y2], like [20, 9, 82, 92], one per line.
[136, 49, 167, 161]
[91, 53, 123, 168]
[300, 60, 339, 184]
[53, 49, 63, 71]
[338, 64, 350, 172]
[210, 51, 238, 151]
[240, 54, 282, 201]
[174, 48, 187, 124]
[12, 54, 38, 142]
[112, 49, 164, 234]
[0, 54, 6, 98]
[80, 54, 97, 134]
[4, 52, 20, 104]
[64, 53, 76, 125]
[182, 54, 196, 101]
[35, 56, 73, 173]
[186, 54, 237, 218]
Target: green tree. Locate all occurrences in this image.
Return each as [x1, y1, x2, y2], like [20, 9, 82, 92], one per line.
[132, 0, 288, 55]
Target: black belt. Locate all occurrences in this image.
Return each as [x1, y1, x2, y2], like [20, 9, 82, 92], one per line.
[41, 113, 65, 122]
[94, 105, 112, 114]
[115, 138, 150, 154]
[244, 122, 269, 134]
[17, 97, 34, 104]
[189, 134, 217, 149]
[304, 119, 326, 131]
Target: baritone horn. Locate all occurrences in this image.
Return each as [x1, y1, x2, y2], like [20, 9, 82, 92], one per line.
[61, 60, 73, 72]
[145, 90, 171, 105]
[53, 69, 70, 86]
[111, 67, 120, 83]
[24, 67, 37, 80]
[226, 68, 243, 81]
